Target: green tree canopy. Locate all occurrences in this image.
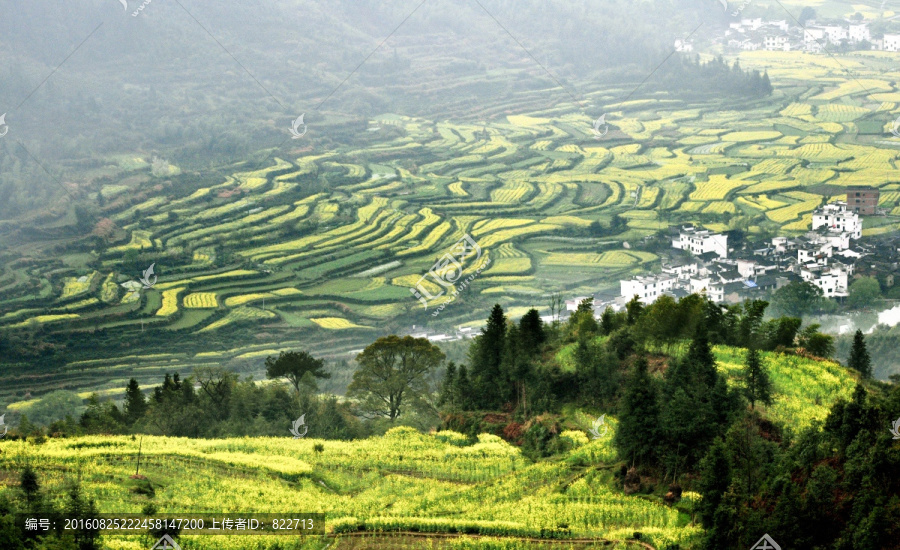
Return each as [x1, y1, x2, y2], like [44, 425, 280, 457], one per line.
[518, 308, 545, 355]
[265, 350, 331, 394]
[347, 335, 445, 420]
[26, 390, 83, 426]
[847, 277, 881, 310]
[798, 324, 835, 359]
[469, 304, 508, 408]
[771, 281, 824, 318]
[568, 297, 599, 339]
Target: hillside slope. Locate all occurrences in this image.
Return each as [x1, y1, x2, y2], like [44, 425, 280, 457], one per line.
[0, 347, 862, 550]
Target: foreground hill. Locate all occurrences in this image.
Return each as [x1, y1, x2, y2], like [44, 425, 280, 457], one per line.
[0, 346, 864, 550]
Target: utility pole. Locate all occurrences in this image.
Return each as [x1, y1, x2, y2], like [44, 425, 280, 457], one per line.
[135, 436, 143, 477]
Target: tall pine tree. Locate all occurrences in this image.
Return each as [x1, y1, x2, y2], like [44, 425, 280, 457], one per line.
[847, 329, 872, 379]
[123, 378, 147, 426]
[697, 437, 731, 528]
[454, 365, 472, 411]
[469, 304, 507, 408]
[743, 348, 772, 409]
[439, 363, 457, 408]
[660, 322, 739, 475]
[614, 356, 660, 466]
[518, 308, 545, 356]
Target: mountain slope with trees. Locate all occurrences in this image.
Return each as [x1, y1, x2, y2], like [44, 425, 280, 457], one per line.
[2, 293, 897, 549]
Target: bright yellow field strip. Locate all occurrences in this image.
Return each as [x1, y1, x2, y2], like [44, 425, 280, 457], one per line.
[472, 218, 534, 236]
[61, 272, 99, 299]
[183, 293, 218, 309]
[766, 198, 821, 223]
[703, 201, 737, 214]
[377, 208, 442, 251]
[689, 175, 747, 201]
[198, 307, 277, 333]
[812, 78, 892, 100]
[10, 314, 80, 328]
[157, 288, 185, 316]
[107, 230, 154, 253]
[719, 130, 782, 142]
[478, 224, 561, 248]
[448, 181, 468, 197]
[398, 221, 453, 256]
[310, 317, 373, 330]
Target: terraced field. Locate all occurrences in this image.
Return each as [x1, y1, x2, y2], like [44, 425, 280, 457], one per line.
[1, 47, 900, 405]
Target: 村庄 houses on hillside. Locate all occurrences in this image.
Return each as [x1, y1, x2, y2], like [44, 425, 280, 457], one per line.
[617, 203, 871, 306]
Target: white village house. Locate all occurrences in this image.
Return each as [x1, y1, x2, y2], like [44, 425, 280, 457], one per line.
[616, 202, 867, 306]
[811, 202, 862, 239]
[620, 275, 676, 303]
[672, 226, 728, 258]
[883, 33, 900, 52]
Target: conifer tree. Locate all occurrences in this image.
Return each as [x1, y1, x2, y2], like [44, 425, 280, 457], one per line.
[847, 329, 872, 379]
[502, 324, 530, 411]
[439, 363, 457, 408]
[625, 296, 643, 325]
[20, 466, 40, 504]
[660, 322, 738, 473]
[697, 438, 730, 527]
[614, 357, 660, 466]
[454, 366, 472, 410]
[123, 378, 147, 426]
[599, 306, 621, 335]
[518, 308, 545, 355]
[686, 321, 717, 385]
[470, 304, 507, 408]
[743, 348, 772, 409]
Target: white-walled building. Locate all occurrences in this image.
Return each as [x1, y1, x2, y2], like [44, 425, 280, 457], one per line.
[707, 283, 726, 304]
[801, 265, 849, 298]
[620, 275, 675, 303]
[804, 27, 826, 43]
[737, 259, 776, 278]
[673, 227, 729, 258]
[811, 202, 862, 239]
[849, 23, 870, 43]
[820, 231, 852, 250]
[662, 261, 699, 279]
[690, 276, 713, 295]
[821, 25, 848, 42]
[798, 243, 833, 265]
[771, 236, 795, 254]
[884, 34, 900, 52]
[674, 39, 694, 52]
[765, 35, 790, 51]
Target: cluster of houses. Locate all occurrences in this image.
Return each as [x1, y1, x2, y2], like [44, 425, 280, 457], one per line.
[607, 195, 882, 311]
[405, 188, 890, 338]
[676, 17, 900, 53]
